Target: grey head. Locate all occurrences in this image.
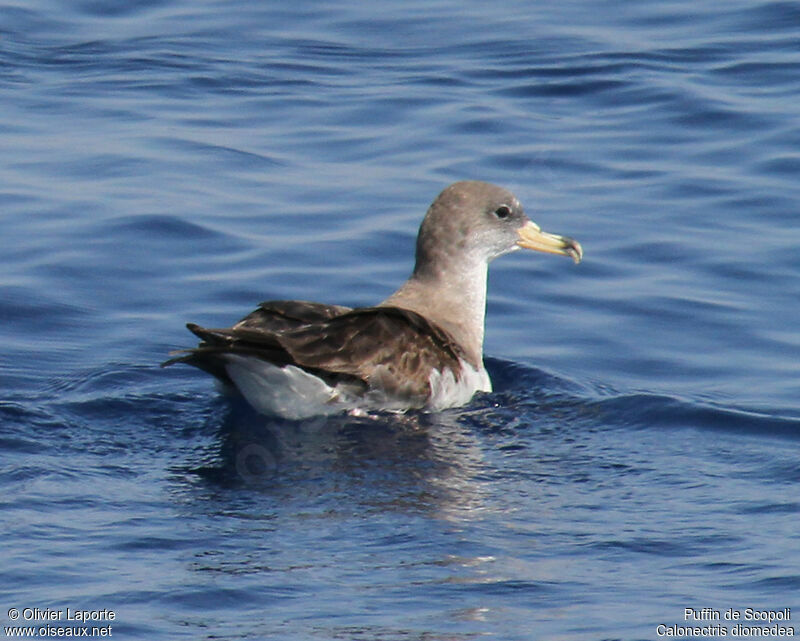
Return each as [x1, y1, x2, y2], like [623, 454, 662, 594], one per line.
[412, 180, 582, 282]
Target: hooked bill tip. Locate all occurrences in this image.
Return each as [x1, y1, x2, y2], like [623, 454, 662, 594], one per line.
[566, 240, 583, 264]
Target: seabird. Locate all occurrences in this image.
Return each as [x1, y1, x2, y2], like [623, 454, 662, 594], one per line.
[164, 181, 582, 419]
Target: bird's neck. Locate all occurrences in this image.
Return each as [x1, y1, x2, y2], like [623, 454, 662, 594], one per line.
[380, 258, 488, 368]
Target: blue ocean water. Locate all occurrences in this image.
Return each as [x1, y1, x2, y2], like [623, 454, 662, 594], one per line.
[2, 0, 799, 639]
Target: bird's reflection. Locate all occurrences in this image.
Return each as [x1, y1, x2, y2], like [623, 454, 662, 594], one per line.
[190, 396, 494, 522]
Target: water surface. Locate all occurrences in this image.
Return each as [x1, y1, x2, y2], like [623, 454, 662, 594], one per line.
[2, 1, 799, 639]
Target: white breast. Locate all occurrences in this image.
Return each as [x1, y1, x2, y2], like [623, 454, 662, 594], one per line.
[426, 359, 492, 411]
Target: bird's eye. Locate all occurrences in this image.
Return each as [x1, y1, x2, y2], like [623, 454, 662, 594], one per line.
[494, 205, 512, 219]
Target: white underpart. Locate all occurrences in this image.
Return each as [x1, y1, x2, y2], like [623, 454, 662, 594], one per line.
[222, 353, 491, 419]
[427, 359, 492, 411]
[224, 355, 341, 420]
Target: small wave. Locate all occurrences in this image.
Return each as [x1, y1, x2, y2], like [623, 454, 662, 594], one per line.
[587, 393, 800, 438]
[484, 357, 800, 439]
[105, 213, 224, 241]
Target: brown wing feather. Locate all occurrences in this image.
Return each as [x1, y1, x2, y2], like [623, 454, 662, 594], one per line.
[161, 322, 296, 382]
[276, 307, 466, 402]
[164, 305, 466, 405]
[233, 300, 352, 332]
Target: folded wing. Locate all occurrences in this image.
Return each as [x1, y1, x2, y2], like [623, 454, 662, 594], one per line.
[164, 303, 466, 406]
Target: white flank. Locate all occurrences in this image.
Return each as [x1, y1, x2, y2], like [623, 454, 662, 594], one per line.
[224, 355, 341, 420]
[223, 354, 491, 419]
[426, 359, 491, 411]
